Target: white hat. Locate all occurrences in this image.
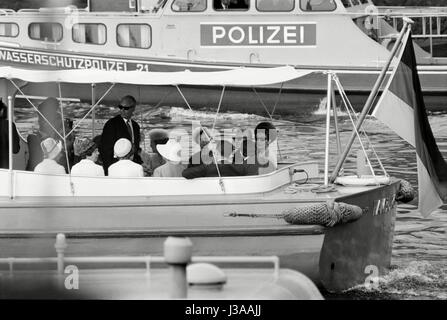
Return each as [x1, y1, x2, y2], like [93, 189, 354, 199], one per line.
[156, 139, 182, 162]
[192, 127, 211, 146]
[41, 138, 62, 160]
[114, 138, 132, 158]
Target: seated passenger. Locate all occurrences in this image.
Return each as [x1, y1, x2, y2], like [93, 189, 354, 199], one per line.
[71, 137, 104, 177]
[93, 134, 103, 166]
[108, 138, 144, 177]
[183, 139, 252, 179]
[143, 129, 170, 176]
[233, 136, 259, 176]
[34, 138, 66, 174]
[26, 97, 74, 172]
[153, 139, 186, 177]
[188, 127, 213, 168]
[253, 121, 278, 175]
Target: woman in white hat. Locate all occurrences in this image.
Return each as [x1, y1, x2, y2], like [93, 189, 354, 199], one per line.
[34, 138, 66, 174]
[153, 139, 186, 177]
[108, 138, 144, 177]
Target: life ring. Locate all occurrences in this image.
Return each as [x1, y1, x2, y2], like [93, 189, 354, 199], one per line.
[335, 175, 390, 186]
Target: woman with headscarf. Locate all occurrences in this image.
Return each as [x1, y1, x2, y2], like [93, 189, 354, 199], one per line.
[71, 137, 104, 177]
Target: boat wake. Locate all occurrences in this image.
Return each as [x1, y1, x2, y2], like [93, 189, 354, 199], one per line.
[167, 106, 268, 122]
[312, 97, 350, 117]
[341, 260, 447, 300]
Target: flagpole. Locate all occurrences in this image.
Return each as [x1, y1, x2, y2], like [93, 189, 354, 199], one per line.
[329, 19, 412, 183]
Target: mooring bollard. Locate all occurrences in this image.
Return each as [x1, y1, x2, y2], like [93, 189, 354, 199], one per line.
[163, 237, 193, 299]
[54, 233, 67, 275]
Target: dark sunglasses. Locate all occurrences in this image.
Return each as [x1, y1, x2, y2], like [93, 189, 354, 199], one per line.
[118, 105, 135, 110]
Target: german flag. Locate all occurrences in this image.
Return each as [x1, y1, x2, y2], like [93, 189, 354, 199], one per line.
[372, 31, 447, 216]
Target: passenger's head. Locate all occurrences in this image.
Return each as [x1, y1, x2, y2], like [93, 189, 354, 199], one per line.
[114, 138, 132, 160]
[148, 129, 169, 154]
[192, 127, 211, 149]
[41, 137, 62, 160]
[93, 135, 103, 164]
[74, 137, 99, 162]
[156, 139, 182, 165]
[0, 99, 7, 119]
[118, 95, 137, 120]
[93, 135, 102, 150]
[254, 122, 277, 148]
[215, 139, 235, 162]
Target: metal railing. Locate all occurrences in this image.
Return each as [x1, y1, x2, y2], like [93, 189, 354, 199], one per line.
[0, 234, 280, 281]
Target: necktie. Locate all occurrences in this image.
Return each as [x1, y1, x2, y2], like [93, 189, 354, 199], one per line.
[126, 119, 134, 144]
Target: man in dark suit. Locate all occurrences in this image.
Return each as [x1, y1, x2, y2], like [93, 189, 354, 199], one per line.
[182, 139, 258, 179]
[100, 95, 142, 175]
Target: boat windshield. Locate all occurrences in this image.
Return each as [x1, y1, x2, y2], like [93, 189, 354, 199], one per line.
[213, 0, 249, 11]
[300, 0, 336, 12]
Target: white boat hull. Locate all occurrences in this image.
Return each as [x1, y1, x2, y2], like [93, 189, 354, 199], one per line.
[0, 162, 400, 292]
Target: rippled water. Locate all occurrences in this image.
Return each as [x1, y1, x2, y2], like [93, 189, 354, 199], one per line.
[13, 98, 447, 300]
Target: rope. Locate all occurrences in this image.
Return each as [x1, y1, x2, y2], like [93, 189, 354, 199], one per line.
[332, 74, 388, 177]
[270, 82, 284, 117]
[175, 85, 225, 193]
[332, 75, 385, 185]
[65, 83, 115, 138]
[57, 82, 74, 196]
[251, 87, 283, 161]
[333, 77, 377, 181]
[9, 79, 64, 141]
[140, 87, 175, 151]
[211, 86, 225, 132]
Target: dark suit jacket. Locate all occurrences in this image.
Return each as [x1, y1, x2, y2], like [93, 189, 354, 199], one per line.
[100, 115, 142, 175]
[0, 120, 20, 169]
[182, 160, 258, 179]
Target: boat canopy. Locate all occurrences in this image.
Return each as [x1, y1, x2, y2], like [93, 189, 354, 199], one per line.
[0, 66, 312, 86]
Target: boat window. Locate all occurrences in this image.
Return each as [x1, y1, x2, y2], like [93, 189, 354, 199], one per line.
[117, 24, 152, 49]
[339, 0, 351, 7]
[171, 0, 207, 11]
[28, 23, 62, 42]
[73, 23, 107, 45]
[359, 0, 369, 4]
[351, 0, 360, 5]
[213, 0, 249, 11]
[300, 0, 336, 11]
[0, 23, 19, 38]
[256, 0, 294, 12]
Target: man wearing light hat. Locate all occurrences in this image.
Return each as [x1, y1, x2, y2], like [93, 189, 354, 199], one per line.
[153, 139, 185, 177]
[34, 137, 66, 174]
[108, 138, 144, 177]
[71, 137, 104, 177]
